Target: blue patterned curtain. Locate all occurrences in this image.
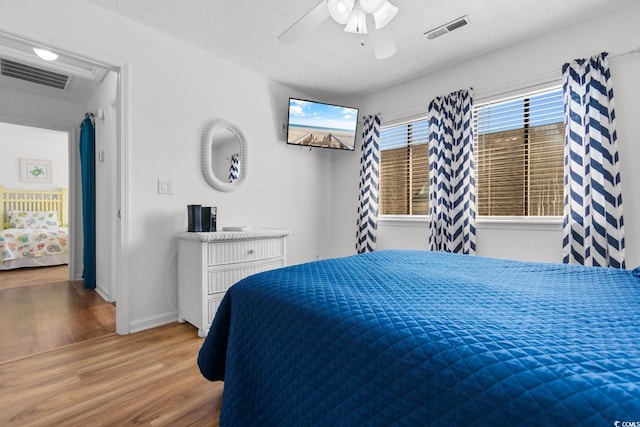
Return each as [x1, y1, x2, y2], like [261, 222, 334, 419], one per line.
[229, 153, 239, 183]
[356, 114, 380, 254]
[427, 89, 476, 254]
[79, 113, 96, 289]
[562, 52, 625, 268]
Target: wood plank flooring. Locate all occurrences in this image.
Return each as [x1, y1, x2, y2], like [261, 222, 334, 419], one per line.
[0, 266, 116, 363]
[0, 265, 68, 291]
[0, 322, 223, 426]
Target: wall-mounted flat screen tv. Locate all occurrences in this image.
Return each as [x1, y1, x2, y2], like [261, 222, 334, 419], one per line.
[286, 98, 359, 151]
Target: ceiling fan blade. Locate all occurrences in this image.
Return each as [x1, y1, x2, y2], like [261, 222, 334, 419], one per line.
[278, 1, 330, 44]
[368, 22, 397, 59]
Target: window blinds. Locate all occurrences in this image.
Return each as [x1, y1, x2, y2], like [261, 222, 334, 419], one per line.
[379, 119, 429, 215]
[474, 87, 564, 216]
[378, 87, 564, 217]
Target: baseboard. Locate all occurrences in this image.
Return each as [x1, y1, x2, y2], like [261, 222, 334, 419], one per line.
[95, 286, 112, 303]
[129, 311, 178, 334]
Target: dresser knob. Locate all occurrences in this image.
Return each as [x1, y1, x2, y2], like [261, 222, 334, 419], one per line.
[248, 249, 254, 255]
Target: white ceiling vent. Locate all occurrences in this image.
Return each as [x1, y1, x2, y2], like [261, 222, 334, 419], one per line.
[0, 58, 70, 90]
[424, 15, 471, 40]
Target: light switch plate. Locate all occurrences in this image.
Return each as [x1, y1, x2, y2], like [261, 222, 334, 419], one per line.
[158, 178, 175, 195]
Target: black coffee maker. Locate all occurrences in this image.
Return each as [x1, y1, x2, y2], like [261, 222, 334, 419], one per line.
[188, 205, 217, 232]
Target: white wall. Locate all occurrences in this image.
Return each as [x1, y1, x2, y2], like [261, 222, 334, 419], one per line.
[86, 71, 118, 298]
[331, 1, 640, 267]
[0, 86, 86, 131]
[0, 121, 68, 191]
[0, 0, 334, 332]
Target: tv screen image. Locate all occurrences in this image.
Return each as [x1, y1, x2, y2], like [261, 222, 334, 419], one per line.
[287, 98, 359, 151]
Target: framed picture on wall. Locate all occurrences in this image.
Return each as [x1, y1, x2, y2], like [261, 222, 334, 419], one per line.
[19, 158, 52, 184]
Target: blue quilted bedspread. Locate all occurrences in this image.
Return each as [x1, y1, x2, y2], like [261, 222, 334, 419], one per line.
[198, 250, 640, 426]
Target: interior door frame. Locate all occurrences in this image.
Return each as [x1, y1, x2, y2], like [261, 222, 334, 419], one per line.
[68, 125, 78, 282]
[116, 63, 131, 335]
[0, 29, 131, 335]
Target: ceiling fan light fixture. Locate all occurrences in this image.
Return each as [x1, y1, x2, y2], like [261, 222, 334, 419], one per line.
[358, 0, 385, 14]
[344, 4, 367, 34]
[328, 0, 355, 25]
[373, 1, 398, 29]
[33, 47, 59, 62]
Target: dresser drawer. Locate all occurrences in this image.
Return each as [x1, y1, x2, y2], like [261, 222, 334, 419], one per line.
[208, 295, 224, 325]
[208, 238, 284, 266]
[208, 259, 284, 294]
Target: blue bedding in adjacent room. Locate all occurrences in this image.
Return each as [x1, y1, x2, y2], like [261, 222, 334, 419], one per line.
[198, 250, 640, 426]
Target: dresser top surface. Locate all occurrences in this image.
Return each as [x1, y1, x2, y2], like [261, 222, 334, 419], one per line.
[176, 228, 290, 242]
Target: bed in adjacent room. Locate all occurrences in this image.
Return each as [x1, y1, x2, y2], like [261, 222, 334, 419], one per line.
[0, 185, 69, 270]
[198, 249, 640, 426]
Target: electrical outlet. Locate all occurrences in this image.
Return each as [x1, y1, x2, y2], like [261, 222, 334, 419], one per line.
[158, 179, 175, 195]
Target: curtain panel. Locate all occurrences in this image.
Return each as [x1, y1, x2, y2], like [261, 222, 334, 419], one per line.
[229, 153, 239, 183]
[79, 114, 96, 289]
[427, 89, 476, 254]
[356, 114, 381, 254]
[562, 52, 625, 268]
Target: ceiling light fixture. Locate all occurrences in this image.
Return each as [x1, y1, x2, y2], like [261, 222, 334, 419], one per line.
[373, 2, 399, 29]
[328, 0, 398, 33]
[359, 0, 385, 14]
[278, 0, 398, 59]
[344, 4, 368, 34]
[327, 0, 355, 24]
[33, 47, 59, 61]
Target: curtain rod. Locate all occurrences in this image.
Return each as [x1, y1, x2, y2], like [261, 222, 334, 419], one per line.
[609, 46, 640, 59]
[377, 46, 640, 122]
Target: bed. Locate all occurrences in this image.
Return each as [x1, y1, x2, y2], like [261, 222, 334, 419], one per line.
[0, 185, 69, 270]
[198, 249, 640, 426]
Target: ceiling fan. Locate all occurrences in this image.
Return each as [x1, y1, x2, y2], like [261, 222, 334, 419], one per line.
[278, 0, 399, 59]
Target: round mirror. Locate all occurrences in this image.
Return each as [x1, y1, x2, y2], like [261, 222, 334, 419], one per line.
[201, 119, 248, 192]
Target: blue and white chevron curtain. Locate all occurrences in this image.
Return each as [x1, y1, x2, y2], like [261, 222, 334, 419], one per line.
[427, 89, 476, 254]
[229, 153, 239, 183]
[562, 52, 625, 268]
[355, 114, 380, 254]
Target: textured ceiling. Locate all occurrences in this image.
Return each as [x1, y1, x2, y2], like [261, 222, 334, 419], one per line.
[82, 0, 632, 98]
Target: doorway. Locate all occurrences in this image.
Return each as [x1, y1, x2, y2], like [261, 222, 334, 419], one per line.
[0, 122, 70, 270]
[0, 121, 117, 361]
[0, 30, 129, 339]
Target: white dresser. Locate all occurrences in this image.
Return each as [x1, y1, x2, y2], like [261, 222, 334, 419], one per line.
[176, 229, 290, 337]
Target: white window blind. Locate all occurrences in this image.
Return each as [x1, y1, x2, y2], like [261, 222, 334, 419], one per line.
[379, 119, 429, 215]
[474, 87, 564, 216]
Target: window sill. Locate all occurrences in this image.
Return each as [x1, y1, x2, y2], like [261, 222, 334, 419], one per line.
[477, 216, 562, 231]
[378, 215, 428, 227]
[378, 215, 563, 231]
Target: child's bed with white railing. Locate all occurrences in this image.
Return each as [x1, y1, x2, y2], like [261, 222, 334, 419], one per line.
[0, 185, 69, 270]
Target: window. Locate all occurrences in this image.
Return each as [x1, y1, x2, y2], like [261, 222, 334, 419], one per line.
[475, 88, 564, 216]
[379, 119, 429, 215]
[378, 87, 565, 217]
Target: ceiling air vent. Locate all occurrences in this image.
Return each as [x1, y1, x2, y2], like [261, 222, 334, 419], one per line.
[424, 15, 471, 40]
[0, 58, 70, 90]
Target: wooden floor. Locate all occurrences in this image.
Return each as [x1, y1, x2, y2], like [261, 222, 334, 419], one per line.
[0, 322, 223, 426]
[0, 265, 116, 363]
[0, 264, 69, 291]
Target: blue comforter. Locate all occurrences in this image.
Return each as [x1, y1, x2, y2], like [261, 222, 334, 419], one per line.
[198, 250, 640, 426]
